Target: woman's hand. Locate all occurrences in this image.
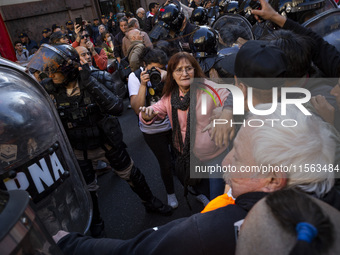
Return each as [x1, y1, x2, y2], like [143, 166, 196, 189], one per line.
[139, 106, 158, 121]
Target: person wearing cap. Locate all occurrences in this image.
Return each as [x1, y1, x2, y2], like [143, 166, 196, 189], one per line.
[251, 0, 340, 134]
[40, 28, 52, 46]
[19, 32, 38, 55]
[52, 24, 61, 33]
[91, 18, 100, 45]
[49, 31, 70, 45]
[205, 39, 288, 151]
[52, 101, 339, 255]
[100, 15, 109, 30]
[65, 20, 76, 42]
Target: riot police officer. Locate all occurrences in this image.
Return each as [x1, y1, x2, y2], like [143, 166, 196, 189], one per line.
[190, 6, 209, 25]
[149, 2, 197, 52]
[189, 26, 236, 79]
[0, 57, 92, 238]
[27, 44, 172, 236]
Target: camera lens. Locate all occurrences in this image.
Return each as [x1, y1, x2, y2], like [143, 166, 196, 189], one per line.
[148, 67, 162, 86]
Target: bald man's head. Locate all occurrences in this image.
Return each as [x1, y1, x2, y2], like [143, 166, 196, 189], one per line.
[127, 29, 143, 41]
[76, 46, 92, 66]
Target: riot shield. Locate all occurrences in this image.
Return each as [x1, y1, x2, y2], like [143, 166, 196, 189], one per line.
[212, 13, 255, 40]
[303, 8, 340, 52]
[0, 57, 92, 236]
[0, 190, 63, 255]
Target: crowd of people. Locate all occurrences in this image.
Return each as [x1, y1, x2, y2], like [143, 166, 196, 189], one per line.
[10, 0, 340, 253]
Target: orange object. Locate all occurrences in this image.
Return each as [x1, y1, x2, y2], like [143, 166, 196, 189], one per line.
[201, 193, 235, 213]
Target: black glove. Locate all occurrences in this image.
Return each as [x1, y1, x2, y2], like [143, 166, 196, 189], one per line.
[79, 63, 92, 85]
[40, 78, 58, 94]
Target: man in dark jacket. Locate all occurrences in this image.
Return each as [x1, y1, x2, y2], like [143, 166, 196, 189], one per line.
[136, 7, 146, 31]
[52, 100, 339, 254]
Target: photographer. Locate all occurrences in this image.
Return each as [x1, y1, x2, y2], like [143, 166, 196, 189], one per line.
[128, 48, 179, 208]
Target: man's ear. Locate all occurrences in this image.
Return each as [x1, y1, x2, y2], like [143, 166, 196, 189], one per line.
[263, 172, 287, 193]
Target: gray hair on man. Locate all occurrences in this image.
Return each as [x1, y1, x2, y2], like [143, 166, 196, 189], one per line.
[136, 7, 145, 15]
[128, 18, 139, 29]
[247, 103, 336, 198]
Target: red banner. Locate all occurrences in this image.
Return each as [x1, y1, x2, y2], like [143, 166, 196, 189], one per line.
[0, 13, 16, 62]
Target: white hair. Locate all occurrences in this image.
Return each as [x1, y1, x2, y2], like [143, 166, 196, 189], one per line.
[247, 103, 336, 198]
[136, 7, 145, 15]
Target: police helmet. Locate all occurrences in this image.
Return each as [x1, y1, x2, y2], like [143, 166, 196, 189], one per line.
[223, 1, 239, 14]
[27, 44, 80, 84]
[269, 0, 325, 23]
[158, 3, 185, 31]
[189, 26, 219, 57]
[217, 0, 229, 12]
[191, 7, 209, 25]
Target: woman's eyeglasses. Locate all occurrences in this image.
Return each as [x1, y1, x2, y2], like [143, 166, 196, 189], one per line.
[81, 34, 89, 39]
[174, 66, 194, 76]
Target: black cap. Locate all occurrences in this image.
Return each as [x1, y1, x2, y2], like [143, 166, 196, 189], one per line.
[218, 52, 237, 76]
[235, 40, 287, 89]
[52, 24, 60, 31]
[19, 32, 28, 38]
[101, 15, 108, 19]
[66, 20, 74, 25]
[42, 28, 51, 34]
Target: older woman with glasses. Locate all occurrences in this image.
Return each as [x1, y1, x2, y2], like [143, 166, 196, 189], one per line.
[140, 52, 230, 205]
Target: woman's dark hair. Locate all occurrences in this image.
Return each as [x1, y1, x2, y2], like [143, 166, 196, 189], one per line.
[263, 30, 314, 78]
[141, 47, 168, 67]
[266, 189, 334, 255]
[163, 52, 205, 97]
[101, 31, 110, 42]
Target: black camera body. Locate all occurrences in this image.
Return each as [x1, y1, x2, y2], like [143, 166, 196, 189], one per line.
[147, 67, 162, 87]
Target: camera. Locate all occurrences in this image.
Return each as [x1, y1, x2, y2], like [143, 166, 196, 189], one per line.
[147, 67, 162, 87]
[243, 0, 263, 25]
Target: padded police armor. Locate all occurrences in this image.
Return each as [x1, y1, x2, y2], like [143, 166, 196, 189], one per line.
[128, 166, 173, 215]
[90, 69, 126, 100]
[105, 143, 131, 171]
[81, 75, 124, 116]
